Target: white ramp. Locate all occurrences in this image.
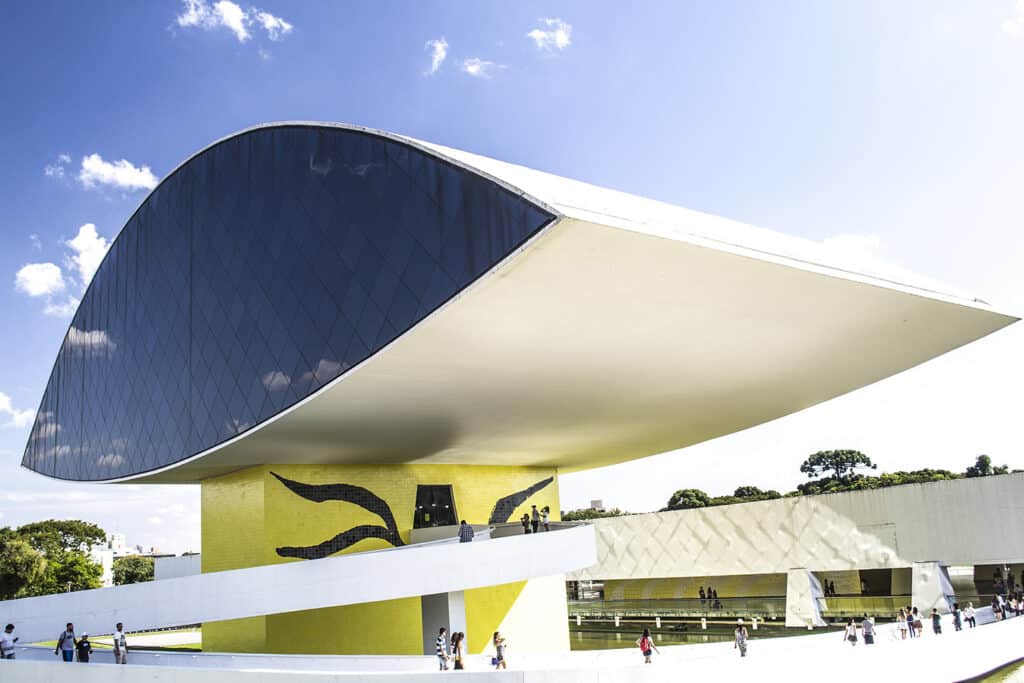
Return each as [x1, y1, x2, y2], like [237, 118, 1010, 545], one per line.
[0, 525, 595, 644]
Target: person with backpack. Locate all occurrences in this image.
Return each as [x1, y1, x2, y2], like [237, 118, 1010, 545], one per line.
[75, 633, 93, 662]
[636, 627, 659, 663]
[734, 618, 749, 657]
[55, 623, 76, 662]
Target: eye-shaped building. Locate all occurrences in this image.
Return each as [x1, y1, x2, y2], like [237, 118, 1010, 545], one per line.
[21, 123, 1015, 654]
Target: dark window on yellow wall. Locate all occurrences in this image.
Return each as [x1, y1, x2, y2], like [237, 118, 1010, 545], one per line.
[413, 485, 458, 528]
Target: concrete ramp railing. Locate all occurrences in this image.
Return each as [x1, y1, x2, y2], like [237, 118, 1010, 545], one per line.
[0, 524, 596, 644]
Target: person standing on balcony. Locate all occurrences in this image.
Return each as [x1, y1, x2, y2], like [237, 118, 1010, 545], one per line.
[530, 505, 540, 533]
[541, 506, 550, 531]
[458, 520, 474, 543]
[699, 586, 706, 607]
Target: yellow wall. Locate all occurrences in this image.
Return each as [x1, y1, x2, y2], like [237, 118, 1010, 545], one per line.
[201, 463, 562, 655]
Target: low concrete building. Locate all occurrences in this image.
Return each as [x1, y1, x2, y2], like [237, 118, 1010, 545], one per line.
[569, 473, 1024, 625]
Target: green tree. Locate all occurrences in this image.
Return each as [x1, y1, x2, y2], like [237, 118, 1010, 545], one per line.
[113, 555, 154, 585]
[663, 488, 712, 511]
[0, 538, 47, 599]
[46, 551, 103, 593]
[16, 520, 106, 559]
[965, 454, 1009, 477]
[561, 507, 629, 521]
[800, 450, 877, 486]
[732, 486, 781, 500]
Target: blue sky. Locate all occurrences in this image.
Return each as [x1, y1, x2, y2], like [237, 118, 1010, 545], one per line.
[1, 1, 1022, 552]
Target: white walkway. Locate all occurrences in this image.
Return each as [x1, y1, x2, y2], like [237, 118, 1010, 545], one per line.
[0, 525, 595, 645]
[4, 612, 1022, 682]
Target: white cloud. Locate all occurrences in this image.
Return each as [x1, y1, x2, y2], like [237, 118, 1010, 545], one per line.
[261, 370, 291, 391]
[0, 392, 34, 429]
[66, 327, 117, 355]
[78, 153, 158, 191]
[1004, 0, 1024, 35]
[15, 262, 65, 297]
[29, 234, 42, 250]
[176, 0, 294, 44]
[44, 153, 71, 178]
[425, 37, 448, 75]
[65, 223, 110, 288]
[254, 9, 292, 40]
[44, 296, 80, 317]
[527, 18, 572, 51]
[462, 57, 503, 78]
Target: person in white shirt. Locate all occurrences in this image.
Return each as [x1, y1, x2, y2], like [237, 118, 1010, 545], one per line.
[842, 618, 858, 646]
[541, 506, 550, 532]
[113, 623, 128, 664]
[0, 624, 18, 660]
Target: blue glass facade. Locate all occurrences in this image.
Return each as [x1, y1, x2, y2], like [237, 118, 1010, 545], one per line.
[22, 125, 555, 481]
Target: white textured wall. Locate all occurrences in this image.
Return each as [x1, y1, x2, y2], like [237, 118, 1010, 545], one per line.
[571, 473, 1024, 580]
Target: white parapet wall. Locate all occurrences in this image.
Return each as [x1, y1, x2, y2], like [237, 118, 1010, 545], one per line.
[0, 525, 595, 645]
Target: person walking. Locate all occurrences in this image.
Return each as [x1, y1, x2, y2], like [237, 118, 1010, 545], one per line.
[451, 632, 465, 670]
[458, 520, 474, 543]
[0, 624, 18, 660]
[905, 607, 916, 638]
[435, 627, 450, 671]
[636, 627, 660, 664]
[843, 618, 858, 646]
[113, 623, 128, 664]
[492, 631, 507, 670]
[897, 609, 908, 640]
[931, 608, 942, 635]
[952, 603, 963, 632]
[541, 506, 550, 532]
[75, 633, 93, 663]
[530, 505, 540, 533]
[860, 615, 875, 645]
[912, 607, 923, 636]
[55, 623, 76, 662]
[734, 618, 749, 657]
[965, 602, 976, 628]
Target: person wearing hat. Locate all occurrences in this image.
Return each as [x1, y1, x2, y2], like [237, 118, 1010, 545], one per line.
[75, 633, 93, 662]
[734, 618, 749, 657]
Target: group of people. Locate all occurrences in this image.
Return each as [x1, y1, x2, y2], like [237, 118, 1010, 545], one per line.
[635, 621, 749, 663]
[0, 621, 128, 663]
[991, 593, 1023, 620]
[434, 627, 507, 671]
[519, 505, 550, 534]
[823, 580, 839, 597]
[698, 586, 722, 610]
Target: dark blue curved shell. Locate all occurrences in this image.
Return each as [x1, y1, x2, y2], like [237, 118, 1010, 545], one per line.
[22, 125, 555, 481]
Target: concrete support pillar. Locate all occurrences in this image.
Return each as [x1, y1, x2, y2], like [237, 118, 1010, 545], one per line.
[421, 591, 467, 655]
[912, 561, 954, 615]
[785, 568, 826, 628]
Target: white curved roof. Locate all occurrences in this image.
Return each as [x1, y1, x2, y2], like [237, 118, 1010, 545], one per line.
[128, 124, 1016, 483]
